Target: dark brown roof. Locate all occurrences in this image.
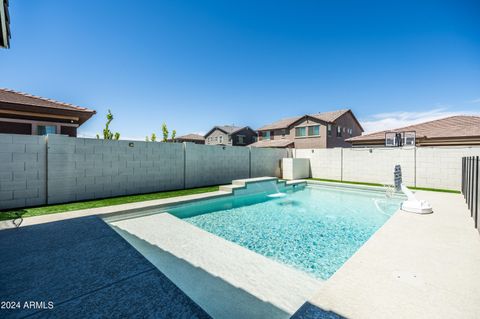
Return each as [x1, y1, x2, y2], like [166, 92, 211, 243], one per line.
[176, 133, 205, 141]
[258, 109, 357, 131]
[0, 88, 96, 113]
[250, 139, 294, 148]
[346, 115, 480, 143]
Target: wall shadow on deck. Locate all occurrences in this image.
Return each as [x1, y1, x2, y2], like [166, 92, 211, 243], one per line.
[290, 302, 348, 319]
[112, 225, 292, 319]
[0, 216, 211, 318]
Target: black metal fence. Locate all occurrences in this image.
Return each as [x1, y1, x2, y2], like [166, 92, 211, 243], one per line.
[462, 156, 479, 233]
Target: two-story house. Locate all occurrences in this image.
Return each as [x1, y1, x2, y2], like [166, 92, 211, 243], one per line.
[204, 125, 257, 146]
[251, 109, 363, 148]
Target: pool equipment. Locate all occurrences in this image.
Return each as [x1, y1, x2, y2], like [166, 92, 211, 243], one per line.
[394, 165, 433, 214]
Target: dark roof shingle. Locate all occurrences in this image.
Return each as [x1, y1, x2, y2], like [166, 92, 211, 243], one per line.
[258, 109, 352, 131]
[0, 88, 95, 113]
[250, 139, 294, 148]
[176, 133, 205, 141]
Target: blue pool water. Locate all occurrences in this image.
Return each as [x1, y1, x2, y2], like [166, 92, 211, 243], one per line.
[167, 185, 404, 280]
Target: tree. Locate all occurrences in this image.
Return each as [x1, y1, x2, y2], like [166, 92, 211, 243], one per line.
[151, 133, 157, 142]
[162, 123, 169, 142]
[99, 110, 120, 140]
[171, 130, 176, 141]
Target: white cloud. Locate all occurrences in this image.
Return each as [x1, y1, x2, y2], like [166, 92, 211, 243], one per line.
[468, 98, 480, 104]
[361, 108, 479, 134]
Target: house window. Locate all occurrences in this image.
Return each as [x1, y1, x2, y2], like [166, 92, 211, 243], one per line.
[237, 135, 245, 144]
[219, 136, 223, 143]
[263, 131, 271, 140]
[281, 129, 286, 137]
[37, 125, 57, 135]
[336, 126, 342, 137]
[308, 125, 320, 136]
[327, 124, 332, 137]
[295, 127, 306, 137]
[215, 136, 218, 142]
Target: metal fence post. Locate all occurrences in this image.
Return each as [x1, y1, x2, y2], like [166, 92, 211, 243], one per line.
[475, 157, 479, 226]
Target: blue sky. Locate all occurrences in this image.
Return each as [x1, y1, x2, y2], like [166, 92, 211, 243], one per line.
[1, 0, 479, 139]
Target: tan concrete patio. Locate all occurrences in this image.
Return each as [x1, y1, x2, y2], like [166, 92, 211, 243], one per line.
[309, 190, 480, 319]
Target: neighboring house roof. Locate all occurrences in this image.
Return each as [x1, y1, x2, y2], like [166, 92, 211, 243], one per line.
[250, 139, 294, 148]
[257, 109, 363, 131]
[0, 88, 96, 126]
[257, 116, 304, 131]
[0, 88, 96, 113]
[309, 109, 351, 123]
[204, 125, 253, 137]
[176, 133, 205, 141]
[346, 115, 480, 144]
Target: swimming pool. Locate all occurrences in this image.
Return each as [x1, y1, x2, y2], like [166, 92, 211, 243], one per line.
[166, 184, 404, 280]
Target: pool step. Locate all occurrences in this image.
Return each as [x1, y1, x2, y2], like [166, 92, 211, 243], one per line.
[219, 177, 306, 194]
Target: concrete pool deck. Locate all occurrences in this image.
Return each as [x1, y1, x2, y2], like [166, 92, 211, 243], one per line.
[308, 190, 480, 319]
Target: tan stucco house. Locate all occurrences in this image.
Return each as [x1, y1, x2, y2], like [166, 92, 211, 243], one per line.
[251, 109, 363, 149]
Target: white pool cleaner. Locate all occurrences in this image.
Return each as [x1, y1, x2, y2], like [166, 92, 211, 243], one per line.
[394, 165, 433, 214]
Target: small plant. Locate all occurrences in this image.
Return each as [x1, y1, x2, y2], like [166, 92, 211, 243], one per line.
[162, 123, 169, 142]
[98, 110, 120, 140]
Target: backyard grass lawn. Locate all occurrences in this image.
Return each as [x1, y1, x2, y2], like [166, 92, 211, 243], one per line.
[0, 186, 219, 221]
[308, 178, 461, 193]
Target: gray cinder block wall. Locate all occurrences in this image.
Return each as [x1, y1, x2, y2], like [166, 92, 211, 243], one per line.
[46, 135, 185, 205]
[0, 134, 288, 210]
[250, 147, 288, 178]
[185, 143, 250, 188]
[0, 134, 47, 210]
